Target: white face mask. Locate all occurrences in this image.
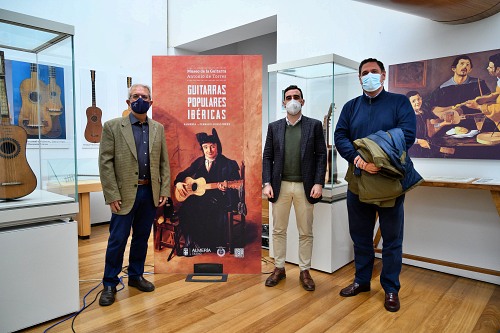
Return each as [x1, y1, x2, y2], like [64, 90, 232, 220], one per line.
[285, 99, 302, 115]
[361, 73, 382, 92]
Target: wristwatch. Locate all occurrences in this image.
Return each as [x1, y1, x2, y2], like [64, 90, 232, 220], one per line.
[262, 182, 270, 188]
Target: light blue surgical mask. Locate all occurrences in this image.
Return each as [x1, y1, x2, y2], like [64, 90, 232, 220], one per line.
[361, 73, 382, 92]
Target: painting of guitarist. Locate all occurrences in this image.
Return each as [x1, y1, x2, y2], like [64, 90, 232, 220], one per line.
[173, 128, 241, 252]
[389, 48, 500, 159]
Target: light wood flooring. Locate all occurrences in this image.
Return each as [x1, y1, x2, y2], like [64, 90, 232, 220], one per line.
[20, 223, 500, 333]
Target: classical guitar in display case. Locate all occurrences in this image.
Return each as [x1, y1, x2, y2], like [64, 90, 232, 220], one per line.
[18, 63, 51, 136]
[0, 51, 37, 200]
[44, 66, 63, 139]
[84, 69, 103, 143]
[122, 76, 132, 117]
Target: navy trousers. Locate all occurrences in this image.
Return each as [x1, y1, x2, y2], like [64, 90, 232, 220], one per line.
[346, 190, 405, 294]
[103, 185, 156, 287]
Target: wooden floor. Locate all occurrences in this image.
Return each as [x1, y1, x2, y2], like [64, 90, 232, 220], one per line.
[21, 223, 500, 333]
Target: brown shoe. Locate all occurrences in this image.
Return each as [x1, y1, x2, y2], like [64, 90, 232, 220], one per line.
[339, 282, 370, 297]
[265, 267, 286, 287]
[299, 270, 315, 291]
[384, 292, 400, 312]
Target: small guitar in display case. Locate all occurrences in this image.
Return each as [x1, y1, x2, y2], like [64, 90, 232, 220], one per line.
[44, 66, 63, 138]
[84, 69, 103, 143]
[18, 63, 51, 136]
[0, 51, 37, 200]
[174, 176, 244, 202]
[122, 76, 132, 117]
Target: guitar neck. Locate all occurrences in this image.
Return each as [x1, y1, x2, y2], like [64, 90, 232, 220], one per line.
[90, 70, 96, 107]
[205, 179, 243, 190]
[0, 51, 10, 124]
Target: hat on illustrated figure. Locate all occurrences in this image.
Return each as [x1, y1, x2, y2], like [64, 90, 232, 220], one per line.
[196, 128, 222, 153]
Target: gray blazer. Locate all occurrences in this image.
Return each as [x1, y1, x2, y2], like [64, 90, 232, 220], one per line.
[262, 115, 327, 204]
[99, 116, 170, 215]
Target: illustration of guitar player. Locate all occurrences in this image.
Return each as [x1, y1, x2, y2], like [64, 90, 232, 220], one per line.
[44, 66, 64, 139]
[0, 51, 37, 200]
[18, 63, 51, 137]
[173, 128, 243, 250]
[84, 69, 103, 143]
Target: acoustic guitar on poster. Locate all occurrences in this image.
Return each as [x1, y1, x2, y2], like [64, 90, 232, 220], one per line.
[0, 51, 37, 200]
[174, 176, 244, 202]
[122, 76, 132, 117]
[44, 66, 63, 138]
[18, 63, 51, 136]
[84, 69, 103, 143]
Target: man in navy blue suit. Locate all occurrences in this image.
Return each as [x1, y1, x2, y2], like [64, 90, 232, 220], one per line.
[262, 85, 327, 291]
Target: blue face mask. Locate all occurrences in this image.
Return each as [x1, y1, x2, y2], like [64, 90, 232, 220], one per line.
[361, 73, 382, 92]
[130, 97, 151, 114]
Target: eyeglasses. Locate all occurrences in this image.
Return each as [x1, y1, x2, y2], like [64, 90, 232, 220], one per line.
[130, 94, 150, 101]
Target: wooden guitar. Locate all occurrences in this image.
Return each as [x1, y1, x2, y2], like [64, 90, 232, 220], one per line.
[323, 103, 337, 184]
[122, 76, 132, 117]
[175, 176, 244, 202]
[18, 63, 51, 136]
[84, 69, 103, 143]
[44, 66, 63, 138]
[0, 51, 37, 200]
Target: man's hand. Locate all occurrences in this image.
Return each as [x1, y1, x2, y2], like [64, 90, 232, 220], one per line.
[310, 184, 322, 199]
[354, 155, 380, 174]
[109, 200, 121, 213]
[158, 196, 167, 207]
[263, 184, 274, 199]
[175, 182, 188, 197]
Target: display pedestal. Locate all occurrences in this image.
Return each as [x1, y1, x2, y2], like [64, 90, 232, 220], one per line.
[268, 186, 353, 273]
[0, 220, 80, 332]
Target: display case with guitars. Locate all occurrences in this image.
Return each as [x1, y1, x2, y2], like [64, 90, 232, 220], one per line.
[0, 51, 37, 200]
[84, 69, 103, 143]
[323, 103, 338, 185]
[18, 63, 52, 137]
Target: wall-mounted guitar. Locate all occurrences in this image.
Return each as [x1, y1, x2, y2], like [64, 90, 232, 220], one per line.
[122, 76, 132, 117]
[84, 69, 102, 143]
[18, 63, 52, 136]
[0, 51, 37, 200]
[174, 176, 244, 202]
[44, 66, 63, 139]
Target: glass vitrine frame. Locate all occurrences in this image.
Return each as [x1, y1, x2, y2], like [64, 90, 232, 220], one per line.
[0, 9, 78, 228]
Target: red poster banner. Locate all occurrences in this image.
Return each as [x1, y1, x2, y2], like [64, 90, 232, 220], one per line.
[152, 55, 262, 274]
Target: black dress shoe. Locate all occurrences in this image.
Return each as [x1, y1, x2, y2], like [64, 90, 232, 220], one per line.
[384, 292, 400, 312]
[265, 267, 286, 287]
[339, 282, 370, 297]
[99, 286, 117, 306]
[128, 276, 155, 292]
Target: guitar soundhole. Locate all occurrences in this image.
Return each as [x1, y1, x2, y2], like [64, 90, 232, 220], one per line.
[50, 91, 57, 97]
[191, 183, 198, 191]
[29, 91, 39, 103]
[91, 115, 98, 122]
[0, 138, 21, 159]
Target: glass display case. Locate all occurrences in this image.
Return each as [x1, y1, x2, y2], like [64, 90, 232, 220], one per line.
[0, 9, 78, 228]
[268, 54, 360, 201]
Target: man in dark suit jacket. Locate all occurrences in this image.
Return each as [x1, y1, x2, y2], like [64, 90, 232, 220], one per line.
[262, 85, 327, 291]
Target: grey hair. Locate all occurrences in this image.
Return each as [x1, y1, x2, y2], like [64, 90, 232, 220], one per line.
[128, 83, 152, 99]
